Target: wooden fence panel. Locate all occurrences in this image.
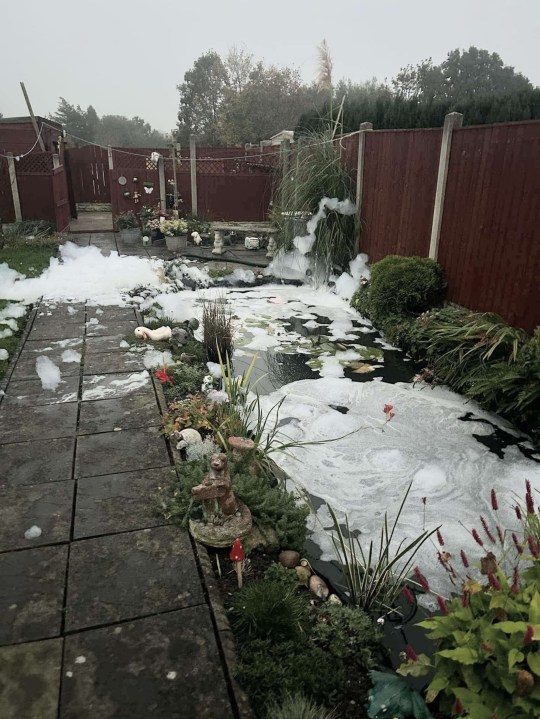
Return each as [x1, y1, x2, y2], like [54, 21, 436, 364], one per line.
[360, 128, 442, 260]
[0, 157, 15, 223]
[438, 121, 540, 333]
[66, 145, 110, 203]
[52, 165, 71, 233]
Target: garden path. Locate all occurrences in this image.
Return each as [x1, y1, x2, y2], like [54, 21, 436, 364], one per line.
[0, 277, 244, 718]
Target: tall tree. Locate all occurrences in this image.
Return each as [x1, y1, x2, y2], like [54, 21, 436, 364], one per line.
[51, 98, 96, 143]
[225, 46, 254, 93]
[177, 51, 229, 145]
[96, 115, 167, 147]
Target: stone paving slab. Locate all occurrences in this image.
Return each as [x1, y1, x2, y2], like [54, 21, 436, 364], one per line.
[10, 355, 81, 382]
[28, 322, 85, 342]
[60, 609, 233, 719]
[0, 403, 79, 443]
[18, 337, 83, 362]
[78, 393, 160, 434]
[81, 371, 151, 401]
[86, 307, 137, 322]
[82, 350, 146, 375]
[75, 426, 169, 478]
[65, 527, 203, 631]
[0, 638, 63, 719]
[0, 545, 68, 645]
[4, 376, 79, 407]
[36, 304, 86, 324]
[0, 480, 74, 551]
[86, 320, 137, 337]
[0, 437, 75, 485]
[74, 467, 175, 538]
[85, 335, 131, 354]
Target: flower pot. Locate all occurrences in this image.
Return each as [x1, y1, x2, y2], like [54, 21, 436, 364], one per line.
[119, 227, 141, 244]
[150, 228, 164, 241]
[165, 235, 188, 252]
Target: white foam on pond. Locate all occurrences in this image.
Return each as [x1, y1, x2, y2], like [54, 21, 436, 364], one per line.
[35, 356, 62, 390]
[257, 376, 540, 595]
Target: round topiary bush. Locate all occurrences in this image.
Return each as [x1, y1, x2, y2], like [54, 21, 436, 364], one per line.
[353, 255, 446, 329]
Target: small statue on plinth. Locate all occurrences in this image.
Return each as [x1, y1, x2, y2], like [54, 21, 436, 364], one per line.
[189, 452, 252, 547]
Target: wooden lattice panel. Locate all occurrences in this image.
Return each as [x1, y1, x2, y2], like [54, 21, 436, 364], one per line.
[16, 153, 54, 174]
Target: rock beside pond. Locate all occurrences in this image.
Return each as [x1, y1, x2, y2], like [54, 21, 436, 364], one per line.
[278, 550, 301, 568]
[328, 594, 342, 605]
[309, 575, 330, 600]
[243, 525, 279, 552]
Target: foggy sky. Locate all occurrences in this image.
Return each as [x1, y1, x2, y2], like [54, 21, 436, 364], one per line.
[1, 0, 539, 134]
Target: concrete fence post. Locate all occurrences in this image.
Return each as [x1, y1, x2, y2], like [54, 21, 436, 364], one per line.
[429, 112, 463, 261]
[355, 122, 373, 218]
[190, 134, 198, 216]
[7, 153, 22, 221]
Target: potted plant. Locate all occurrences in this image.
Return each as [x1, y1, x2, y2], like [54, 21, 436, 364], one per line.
[116, 211, 141, 244]
[161, 218, 189, 251]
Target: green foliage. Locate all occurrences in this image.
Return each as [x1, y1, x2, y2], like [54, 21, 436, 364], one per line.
[263, 562, 299, 591]
[398, 485, 540, 719]
[159, 458, 309, 550]
[266, 693, 337, 719]
[115, 211, 139, 230]
[235, 639, 345, 717]
[367, 671, 434, 719]
[0, 244, 56, 277]
[3, 220, 55, 239]
[165, 364, 207, 401]
[328, 483, 438, 614]
[272, 130, 359, 272]
[228, 577, 310, 644]
[312, 605, 385, 671]
[185, 214, 211, 236]
[201, 295, 234, 363]
[352, 256, 446, 331]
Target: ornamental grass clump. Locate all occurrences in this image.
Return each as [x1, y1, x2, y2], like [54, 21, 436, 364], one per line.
[201, 295, 235, 363]
[398, 481, 540, 719]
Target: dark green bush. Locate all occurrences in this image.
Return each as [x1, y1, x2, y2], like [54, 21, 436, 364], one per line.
[235, 639, 345, 717]
[228, 578, 310, 644]
[351, 255, 446, 330]
[166, 364, 207, 399]
[312, 605, 386, 671]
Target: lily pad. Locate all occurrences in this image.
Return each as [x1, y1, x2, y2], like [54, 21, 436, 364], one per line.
[348, 362, 376, 374]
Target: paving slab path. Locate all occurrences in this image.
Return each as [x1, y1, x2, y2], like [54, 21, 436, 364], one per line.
[0, 298, 242, 718]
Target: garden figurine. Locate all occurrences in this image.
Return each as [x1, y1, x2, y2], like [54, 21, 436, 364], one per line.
[230, 538, 245, 588]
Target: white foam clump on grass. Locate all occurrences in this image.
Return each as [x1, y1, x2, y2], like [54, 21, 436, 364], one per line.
[0, 329, 13, 339]
[0, 301, 26, 321]
[257, 376, 540, 596]
[0, 243, 165, 305]
[0, 348, 8, 360]
[143, 350, 173, 369]
[61, 350, 82, 363]
[36, 356, 62, 390]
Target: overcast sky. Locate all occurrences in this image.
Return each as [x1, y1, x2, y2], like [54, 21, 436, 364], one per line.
[1, 0, 539, 133]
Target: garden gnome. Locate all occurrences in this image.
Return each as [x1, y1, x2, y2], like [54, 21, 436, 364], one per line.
[212, 230, 225, 255]
[230, 538, 245, 588]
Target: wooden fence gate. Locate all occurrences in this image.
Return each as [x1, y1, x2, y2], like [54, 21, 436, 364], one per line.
[65, 145, 110, 204]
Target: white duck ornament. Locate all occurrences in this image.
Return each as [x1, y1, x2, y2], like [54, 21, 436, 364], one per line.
[134, 326, 172, 341]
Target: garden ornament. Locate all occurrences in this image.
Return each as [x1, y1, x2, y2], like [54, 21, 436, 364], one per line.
[134, 325, 172, 341]
[175, 428, 203, 452]
[230, 538, 245, 588]
[189, 453, 252, 547]
[170, 327, 189, 348]
[191, 231, 203, 246]
[212, 230, 225, 255]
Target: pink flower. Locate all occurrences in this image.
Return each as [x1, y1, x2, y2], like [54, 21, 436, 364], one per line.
[523, 625, 534, 645]
[496, 526, 504, 544]
[402, 586, 415, 603]
[414, 566, 430, 592]
[515, 505, 522, 520]
[487, 572, 501, 590]
[490, 489, 498, 511]
[527, 536, 540, 557]
[512, 533, 523, 554]
[437, 529, 445, 546]
[460, 550, 470, 568]
[383, 404, 395, 421]
[462, 591, 469, 608]
[437, 594, 449, 615]
[406, 644, 419, 661]
[511, 566, 520, 594]
[526, 490, 535, 515]
[481, 516, 496, 544]
[472, 529, 484, 547]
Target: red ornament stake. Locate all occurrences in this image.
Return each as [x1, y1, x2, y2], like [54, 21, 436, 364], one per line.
[230, 538, 245, 589]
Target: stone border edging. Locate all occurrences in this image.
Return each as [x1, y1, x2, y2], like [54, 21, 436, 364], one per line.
[137, 308, 253, 719]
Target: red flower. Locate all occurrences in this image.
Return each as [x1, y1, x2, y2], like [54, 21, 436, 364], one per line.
[527, 536, 540, 557]
[523, 625, 534, 645]
[496, 526, 504, 544]
[512, 533, 523, 554]
[487, 572, 501, 590]
[406, 644, 419, 661]
[460, 550, 470, 568]
[515, 504, 522, 520]
[472, 529, 484, 547]
[437, 594, 449, 615]
[383, 403, 393, 414]
[526, 490, 535, 515]
[511, 566, 520, 594]
[453, 698, 463, 714]
[414, 566, 430, 592]
[490, 489, 498, 511]
[402, 585, 415, 603]
[437, 529, 445, 546]
[481, 516, 496, 544]
[156, 368, 174, 384]
[462, 591, 469, 608]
